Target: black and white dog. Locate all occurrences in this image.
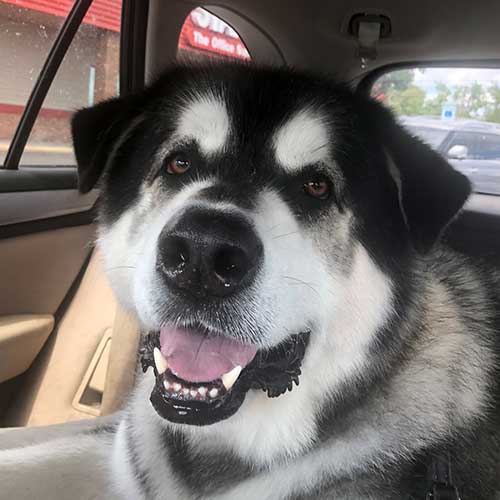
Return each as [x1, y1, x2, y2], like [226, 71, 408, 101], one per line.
[2, 64, 500, 499]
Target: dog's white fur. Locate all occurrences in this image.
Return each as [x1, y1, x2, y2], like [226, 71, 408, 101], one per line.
[0, 93, 493, 499]
[273, 108, 331, 172]
[174, 92, 231, 154]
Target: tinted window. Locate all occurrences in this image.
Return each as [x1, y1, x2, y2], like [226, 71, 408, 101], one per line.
[372, 68, 500, 195]
[177, 7, 250, 62]
[0, 0, 71, 166]
[20, 1, 122, 166]
[404, 126, 449, 150]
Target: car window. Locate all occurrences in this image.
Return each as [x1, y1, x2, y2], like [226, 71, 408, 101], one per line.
[19, 1, 122, 166]
[403, 126, 449, 150]
[177, 7, 251, 62]
[372, 68, 500, 196]
[447, 132, 479, 158]
[0, 0, 72, 166]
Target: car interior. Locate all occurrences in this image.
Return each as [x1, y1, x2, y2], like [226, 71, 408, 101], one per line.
[1, 0, 499, 450]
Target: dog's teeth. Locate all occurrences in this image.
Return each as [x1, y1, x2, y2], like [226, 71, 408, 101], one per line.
[182, 387, 190, 395]
[221, 365, 242, 391]
[164, 380, 171, 390]
[198, 387, 207, 397]
[173, 383, 181, 392]
[153, 348, 168, 375]
[209, 388, 219, 398]
[190, 389, 198, 398]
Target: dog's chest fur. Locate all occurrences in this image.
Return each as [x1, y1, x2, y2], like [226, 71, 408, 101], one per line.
[114, 254, 500, 500]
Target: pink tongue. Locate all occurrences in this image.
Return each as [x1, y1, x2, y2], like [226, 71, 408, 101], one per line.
[160, 327, 257, 383]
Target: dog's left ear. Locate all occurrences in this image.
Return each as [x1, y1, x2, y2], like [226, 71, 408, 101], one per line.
[71, 95, 143, 193]
[364, 100, 472, 253]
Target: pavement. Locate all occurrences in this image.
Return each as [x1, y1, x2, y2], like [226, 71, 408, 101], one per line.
[0, 141, 75, 166]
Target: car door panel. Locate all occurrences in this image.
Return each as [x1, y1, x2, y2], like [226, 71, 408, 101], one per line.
[0, 189, 97, 226]
[2, 250, 117, 428]
[0, 315, 54, 384]
[0, 224, 95, 316]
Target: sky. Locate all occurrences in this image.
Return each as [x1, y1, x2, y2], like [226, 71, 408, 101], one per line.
[412, 68, 500, 97]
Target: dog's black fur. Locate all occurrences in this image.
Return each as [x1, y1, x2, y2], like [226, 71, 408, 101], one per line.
[68, 63, 500, 499]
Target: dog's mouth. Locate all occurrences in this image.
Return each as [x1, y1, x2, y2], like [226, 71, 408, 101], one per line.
[140, 326, 310, 426]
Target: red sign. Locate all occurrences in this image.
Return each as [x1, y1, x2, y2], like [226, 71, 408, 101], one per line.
[1, 0, 121, 32]
[178, 8, 250, 61]
[1, 2, 247, 58]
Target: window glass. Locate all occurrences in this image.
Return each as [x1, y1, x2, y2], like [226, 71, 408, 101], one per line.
[19, 0, 122, 166]
[0, 0, 72, 166]
[372, 68, 500, 195]
[400, 124, 449, 150]
[177, 7, 250, 62]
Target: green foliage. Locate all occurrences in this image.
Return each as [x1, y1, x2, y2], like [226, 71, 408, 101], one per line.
[387, 86, 426, 116]
[484, 83, 500, 123]
[453, 81, 487, 118]
[373, 70, 500, 124]
[375, 69, 415, 94]
[422, 82, 451, 115]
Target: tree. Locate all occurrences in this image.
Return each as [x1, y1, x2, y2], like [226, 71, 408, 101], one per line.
[372, 69, 415, 100]
[423, 82, 451, 116]
[453, 82, 488, 119]
[484, 83, 500, 123]
[387, 85, 426, 116]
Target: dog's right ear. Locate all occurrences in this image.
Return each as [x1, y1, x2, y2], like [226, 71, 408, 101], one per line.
[71, 96, 143, 193]
[360, 99, 471, 253]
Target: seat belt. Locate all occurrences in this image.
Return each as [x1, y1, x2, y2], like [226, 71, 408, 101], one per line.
[426, 453, 461, 500]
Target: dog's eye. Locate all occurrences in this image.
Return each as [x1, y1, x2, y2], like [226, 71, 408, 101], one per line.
[166, 155, 191, 175]
[303, 178, 331, 200]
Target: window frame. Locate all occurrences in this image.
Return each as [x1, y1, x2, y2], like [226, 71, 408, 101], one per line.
[359, 61, 500, 201]
[1, 0, 148, 172]
[357, 60, 500, 96]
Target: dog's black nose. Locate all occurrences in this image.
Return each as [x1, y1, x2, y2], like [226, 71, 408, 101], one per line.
[157, 208, 263, 298]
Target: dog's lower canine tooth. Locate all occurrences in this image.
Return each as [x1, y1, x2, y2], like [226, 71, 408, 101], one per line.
[153, 348, 168, 375]
[164, 380, 171, 390]
[221, 365, 242, 391]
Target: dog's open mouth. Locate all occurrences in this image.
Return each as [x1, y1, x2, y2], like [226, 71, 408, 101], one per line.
[140, 326, 310, 426]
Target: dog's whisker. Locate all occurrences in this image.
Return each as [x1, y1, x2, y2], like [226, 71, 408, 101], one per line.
[282, 275, 321, 299]
[263, 222, 284, 235]
[105, 265, 137, 272]
[272, 231, 300, 240]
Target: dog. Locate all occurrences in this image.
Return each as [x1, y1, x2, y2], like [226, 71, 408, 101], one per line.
[1, 63, 499, 500]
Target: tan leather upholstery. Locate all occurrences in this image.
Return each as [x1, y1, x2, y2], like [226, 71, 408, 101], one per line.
[3, 252, 117, 427]
[0, 315, 54, 383]
[0, 414, 120, 451]
[101, 307, 140, 415]
[2, 245, 141, 426]
[0, 226, 95, 316]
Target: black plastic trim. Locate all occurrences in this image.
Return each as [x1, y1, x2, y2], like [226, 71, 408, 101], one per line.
[445, 209, 500, 263]
[0, 209, 96, 240]
[0, 167, 78, 193]
[3, 0, 94, 170]
[120, 0, 149, 96]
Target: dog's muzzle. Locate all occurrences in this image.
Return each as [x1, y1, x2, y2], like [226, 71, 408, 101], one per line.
[140, 329, 310, 426]
[139, 207, 310, 426]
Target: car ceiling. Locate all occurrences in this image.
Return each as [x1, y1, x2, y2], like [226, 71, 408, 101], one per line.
[151, 0, 500, 83]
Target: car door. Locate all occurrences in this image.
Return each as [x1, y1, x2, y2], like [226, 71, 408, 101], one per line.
[0, 0, 140, 427]
[446, 131, 500, 195]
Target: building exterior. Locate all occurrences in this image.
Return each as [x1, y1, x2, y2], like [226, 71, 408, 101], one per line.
[0, 1, 248, 165]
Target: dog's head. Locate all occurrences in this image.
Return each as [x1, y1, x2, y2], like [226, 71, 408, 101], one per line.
[72, 64, 470, 427]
